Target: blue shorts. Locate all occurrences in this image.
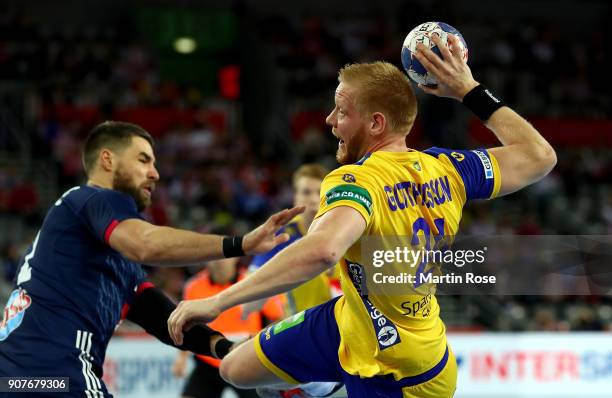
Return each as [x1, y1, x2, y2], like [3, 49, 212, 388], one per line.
[254, 297, 456, 398]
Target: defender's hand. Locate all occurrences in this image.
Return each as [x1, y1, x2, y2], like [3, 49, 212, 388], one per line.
[168, 297, 222, 346]
[242, 206, 305, 255]
[414, 34, 479, 100]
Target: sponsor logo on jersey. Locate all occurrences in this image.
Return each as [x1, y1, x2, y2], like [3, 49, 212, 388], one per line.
[363, 297, 401, 350]
[347, 261, 367, 295]
[346, 261, 400, 349]
[325, 184, 373, 215]
[451, 152, 465, 162]
[472, 150, 494, 179]
[342, 173, 356, 183]
[378, 326, 399, 347]
[413, 161, 422, 171]
[0, 288, 32, 341]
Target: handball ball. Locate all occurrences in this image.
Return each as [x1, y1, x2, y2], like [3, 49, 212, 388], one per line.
[401, 22, 468, 86]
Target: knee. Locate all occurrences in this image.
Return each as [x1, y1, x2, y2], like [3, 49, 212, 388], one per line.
[219, 355, 234, 385]
[219, 351, 248, 388]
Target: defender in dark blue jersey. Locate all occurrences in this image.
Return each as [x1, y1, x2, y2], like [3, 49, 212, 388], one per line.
[0, 121, 302, 397]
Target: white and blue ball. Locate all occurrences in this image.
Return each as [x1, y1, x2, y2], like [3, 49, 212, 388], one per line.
[401, 22, 468, 86]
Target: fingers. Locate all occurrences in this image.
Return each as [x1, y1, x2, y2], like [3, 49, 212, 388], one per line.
[168, 303, 185, 346]
[283, 206, 305, 223]
[273, 232, 290, 245]
[167, 307, 176, 342]
[415, 43, 442, 74]
[416, 34, 462, 81]
[272, 209, 291, 226]
[447, 34, 465, 63]
[269, 206, 305, 227]
[431, 34, 453, 64]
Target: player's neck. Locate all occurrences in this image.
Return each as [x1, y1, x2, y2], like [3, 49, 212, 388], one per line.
[86, 173, 113, 190]
[366, 134, 408, 154]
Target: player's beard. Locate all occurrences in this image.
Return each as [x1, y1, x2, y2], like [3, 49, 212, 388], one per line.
[112, 167, 150, 212]
[336, 126, 368, 165]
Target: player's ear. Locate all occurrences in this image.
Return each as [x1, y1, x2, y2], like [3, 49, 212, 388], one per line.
[99, 149, 114, 172]
[370, 112, 386, 136]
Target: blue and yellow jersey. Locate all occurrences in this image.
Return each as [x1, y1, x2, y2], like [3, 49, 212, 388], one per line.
[250, 215, 333, 315]
[314, 148, 500, 380]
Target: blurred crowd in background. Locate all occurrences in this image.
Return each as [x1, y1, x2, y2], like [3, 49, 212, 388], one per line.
[1, 0, 611, 332]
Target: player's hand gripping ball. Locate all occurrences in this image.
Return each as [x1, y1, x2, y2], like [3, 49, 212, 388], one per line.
[401, 22, 468, 86]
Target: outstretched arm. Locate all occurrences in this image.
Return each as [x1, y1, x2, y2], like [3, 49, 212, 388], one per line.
[108, 206, 304, 266]
[167, 206, 366, 345]
[415, 34, 556, 196]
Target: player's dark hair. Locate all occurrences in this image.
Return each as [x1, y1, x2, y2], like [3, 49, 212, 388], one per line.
[82, 121, 154, 176]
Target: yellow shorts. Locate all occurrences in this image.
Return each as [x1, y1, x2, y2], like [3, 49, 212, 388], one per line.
[254, 297, 457, 398]
[402, 346, 457, 398]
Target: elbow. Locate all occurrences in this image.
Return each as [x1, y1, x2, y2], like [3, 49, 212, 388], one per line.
[130, 242, 152, 264]
[131, 234, 160, 264]
[537, 143, 557, 176]
[317, 243, 342, 268]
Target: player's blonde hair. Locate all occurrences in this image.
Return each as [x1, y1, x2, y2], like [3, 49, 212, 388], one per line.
[293, 163, 328, 188]
[338, 61, 417, 135]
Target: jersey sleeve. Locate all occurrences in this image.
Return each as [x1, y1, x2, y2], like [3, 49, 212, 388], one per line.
[80, 190, 142, 244]
[424, 147, 501, 200]
[314, 168, 374, 226]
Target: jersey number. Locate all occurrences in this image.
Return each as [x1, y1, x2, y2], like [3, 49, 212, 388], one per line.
[411, 217, 445, 288]
[17, 187, 81, 285]
[16, 231, 40, 285]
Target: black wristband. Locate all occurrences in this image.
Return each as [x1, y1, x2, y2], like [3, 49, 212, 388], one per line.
[462, 84, 505, 121]
[214, 338, 234, 359]
[223, 236, 245, 258]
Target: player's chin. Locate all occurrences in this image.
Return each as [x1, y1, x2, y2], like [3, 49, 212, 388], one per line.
[136, 194, 151, 211]
[336, 148, 349, 165]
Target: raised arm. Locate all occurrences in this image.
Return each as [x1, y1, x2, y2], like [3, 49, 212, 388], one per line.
[484, 108, 557, 196]
[415, 34, 556, 196]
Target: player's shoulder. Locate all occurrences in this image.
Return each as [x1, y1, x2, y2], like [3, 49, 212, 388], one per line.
[70, 185, 136, 209]
[420, 146, 472, 174]
[324, 155, 378, 186]
[422, 146, 464, 161]
[422, 146, 493, 163]
[61, 185, 128, 204]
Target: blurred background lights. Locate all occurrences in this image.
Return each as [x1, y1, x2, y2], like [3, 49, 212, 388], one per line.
[173, 37, 197, 54]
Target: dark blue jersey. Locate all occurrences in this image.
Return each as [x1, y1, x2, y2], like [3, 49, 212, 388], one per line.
[0, 185, 147, 397]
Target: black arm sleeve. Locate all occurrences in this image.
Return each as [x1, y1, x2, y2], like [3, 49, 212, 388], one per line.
[126, 286, 232, 358]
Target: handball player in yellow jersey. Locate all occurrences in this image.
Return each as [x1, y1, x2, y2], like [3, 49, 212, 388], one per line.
[168, 34, 556, 397]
